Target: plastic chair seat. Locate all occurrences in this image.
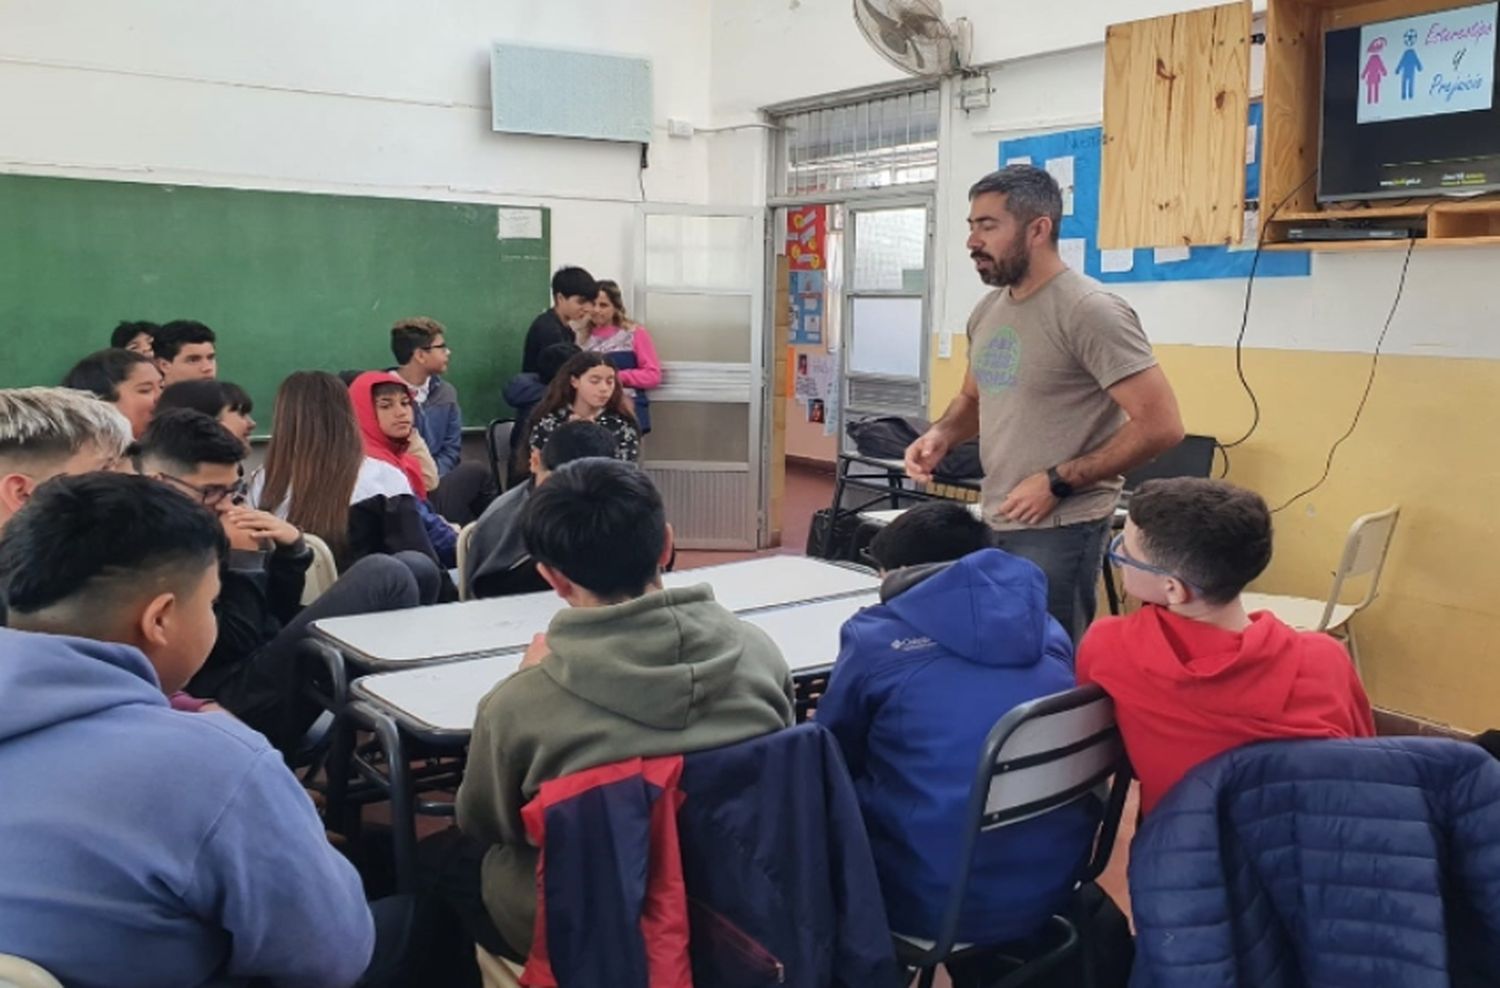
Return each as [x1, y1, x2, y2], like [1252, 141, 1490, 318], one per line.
[1241, 593, 1357, 633]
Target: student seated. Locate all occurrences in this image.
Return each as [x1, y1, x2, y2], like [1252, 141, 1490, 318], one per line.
[523, 352, 641, 469]
[137, 408, 442, 753]
[522, 265, 595, 374]
[465, 419, 617, 599]
[0, 387, 134, 534]
[0, 473, 375, 988]
[61, 348, 163, 439]
[251, 370, 442, 569]
[152, 319, 218, 386]
[157, 379, 257, 448]
[109, 319, 159, 357]
[503, 341, 579, 480]
[389, 317, 496, 524]
[817, 501, 1098, 948]
[1078, 477, 1376, 816]
[348, 371, 459, 567]
[424, 459, 794, 975]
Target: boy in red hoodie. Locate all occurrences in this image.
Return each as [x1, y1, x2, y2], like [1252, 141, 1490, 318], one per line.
[1077, 478, 1375, 815]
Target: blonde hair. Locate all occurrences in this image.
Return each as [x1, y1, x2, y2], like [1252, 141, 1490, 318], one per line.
[0, 387, 133, 471]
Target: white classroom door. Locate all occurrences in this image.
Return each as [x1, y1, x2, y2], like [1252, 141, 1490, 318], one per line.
[634, 205, 767, 550]
[840, 201, 932, 449]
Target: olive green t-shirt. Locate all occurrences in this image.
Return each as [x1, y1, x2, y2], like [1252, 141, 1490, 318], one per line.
[966, 268, 1157, 531]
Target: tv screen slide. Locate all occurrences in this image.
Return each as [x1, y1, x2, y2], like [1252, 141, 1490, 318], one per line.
[1321, 1, 1500, 201]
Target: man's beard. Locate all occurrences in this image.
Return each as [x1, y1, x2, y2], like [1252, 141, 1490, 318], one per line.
[973, 233, 1031, 287]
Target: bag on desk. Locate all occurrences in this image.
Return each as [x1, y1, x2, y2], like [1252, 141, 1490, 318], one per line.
[807, 508, 879, 564]
[845, 416, 982, 480]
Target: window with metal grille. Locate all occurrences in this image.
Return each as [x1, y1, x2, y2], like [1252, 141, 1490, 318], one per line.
[774, 88, 940, 197]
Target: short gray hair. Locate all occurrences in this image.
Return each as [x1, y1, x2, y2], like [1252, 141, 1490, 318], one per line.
[969, 165, 1063, 244]
[0, 387, 133, 470]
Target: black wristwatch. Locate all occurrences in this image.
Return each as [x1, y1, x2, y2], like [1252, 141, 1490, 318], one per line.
[1046, 466, 1074, 499]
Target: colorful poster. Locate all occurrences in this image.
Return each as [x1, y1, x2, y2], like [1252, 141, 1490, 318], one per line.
[789, 269, 825, 345]
[786, 205, 827, 270]
[1357, 3, 1497, 124]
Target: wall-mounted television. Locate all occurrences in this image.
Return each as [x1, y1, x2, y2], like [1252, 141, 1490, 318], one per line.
[1320, 1, 1500, 202]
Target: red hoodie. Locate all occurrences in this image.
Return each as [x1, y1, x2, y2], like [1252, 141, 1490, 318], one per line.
[1077, 606, 1375, 816]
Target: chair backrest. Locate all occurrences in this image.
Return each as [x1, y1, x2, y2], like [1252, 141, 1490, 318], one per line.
[455, 522, 478, 600]
[923, 685, 1130, 960]
[0, 955, 64, 988]
[299, 533, 340, 606]
[1321, 505, 1400, 626]
[1123, 433, 1218, 491]
[485, 418, 515, 491]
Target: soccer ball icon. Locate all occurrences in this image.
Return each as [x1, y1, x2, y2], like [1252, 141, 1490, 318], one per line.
[1404, 28, 1418, 47]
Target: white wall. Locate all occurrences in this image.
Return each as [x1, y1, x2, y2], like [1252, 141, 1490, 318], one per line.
[0, 0, 724, 288]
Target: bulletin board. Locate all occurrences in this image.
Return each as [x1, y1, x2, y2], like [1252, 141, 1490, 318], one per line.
[999, 102, 1310, 282]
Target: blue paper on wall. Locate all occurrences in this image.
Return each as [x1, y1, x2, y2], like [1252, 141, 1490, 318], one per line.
[999, 102, 1309, 282]
[789, 269, 825, 344]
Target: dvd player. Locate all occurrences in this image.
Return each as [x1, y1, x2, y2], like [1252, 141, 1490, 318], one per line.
[1285, 227, 1415, 242]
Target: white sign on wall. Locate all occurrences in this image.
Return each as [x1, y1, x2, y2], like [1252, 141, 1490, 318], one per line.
[1357, 2, 1498, 124]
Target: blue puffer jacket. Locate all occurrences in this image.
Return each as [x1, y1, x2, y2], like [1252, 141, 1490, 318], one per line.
[1129, 737, 1500, 988]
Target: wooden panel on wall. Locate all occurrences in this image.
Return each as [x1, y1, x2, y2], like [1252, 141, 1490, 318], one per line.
[1263, 0, 1323, 214]
[1100, 2, 1252, 249]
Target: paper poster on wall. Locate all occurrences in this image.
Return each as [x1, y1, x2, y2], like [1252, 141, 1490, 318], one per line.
[1356, 3, 1497, 124]
[794, 353, 836, 402]
[496, 207, 543, 240]
[998, 102, 1309, 282]
[789, 269, 825, 344]
[786, 206, 827, 270]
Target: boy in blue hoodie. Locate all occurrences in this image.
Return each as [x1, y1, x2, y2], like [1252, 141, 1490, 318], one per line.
[817, 501, 1097, 953]
[0, 473, 376, 988]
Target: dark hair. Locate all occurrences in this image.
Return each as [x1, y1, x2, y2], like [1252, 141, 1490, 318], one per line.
[1128, 478, 1273, 605]
[157, 380, 253, 420]
[390, 316, 446, 365]
[259, 372, 362, 556]
[153, 320, 217, 363]
[522, 458, 664, 599]
[968, 165, 1064, 245]
[0, 472, 226, 618]
[110, 320, 159, 350]
[591, 280, 635, 328]
[537, 342, 581, 384]
[551, 266, 597, 302]
[61, 349, 154, 402]
[540, 421, 619, 471]
[138, 408, 245, 473]
[869, 501, 992, 570]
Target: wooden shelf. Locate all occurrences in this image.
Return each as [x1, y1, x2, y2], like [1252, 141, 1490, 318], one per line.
[1275, 205, 1430, 222]
[1264, 234, 1500, 252]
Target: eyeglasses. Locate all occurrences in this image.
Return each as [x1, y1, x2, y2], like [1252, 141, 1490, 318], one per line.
[158, 474, 247, 508]
[420, 343, 451, 353]
[1106, 533, 1202, 593]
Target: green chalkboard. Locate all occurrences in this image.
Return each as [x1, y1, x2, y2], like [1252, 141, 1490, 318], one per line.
[0, 173, 551, 425]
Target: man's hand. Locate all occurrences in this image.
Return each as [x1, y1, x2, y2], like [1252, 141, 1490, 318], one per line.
[998, 472, 1059, 526]
[904, 430, 952, 484]
[224, 507, 301, 547]
[520, 633, 550, 670]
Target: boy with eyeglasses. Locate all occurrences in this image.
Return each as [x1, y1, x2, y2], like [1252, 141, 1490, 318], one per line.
[138, 409, 442, 752]
[1078, 477, 1374, 815]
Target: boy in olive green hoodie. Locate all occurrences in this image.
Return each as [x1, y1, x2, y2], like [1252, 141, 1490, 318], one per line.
[433, 459, 794, 972]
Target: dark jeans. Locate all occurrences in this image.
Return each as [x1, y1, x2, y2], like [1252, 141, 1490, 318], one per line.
[219, 551, 443, 753]
[410, 828, 524, 988]
[993, 517, 1112, 645]
[430, 462, 499, 526]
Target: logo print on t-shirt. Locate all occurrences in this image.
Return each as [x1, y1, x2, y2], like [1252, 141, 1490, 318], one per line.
[972, 326, 1021, 395]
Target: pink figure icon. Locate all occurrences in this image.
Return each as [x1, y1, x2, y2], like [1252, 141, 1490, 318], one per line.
[1363, 37, 1389, 104]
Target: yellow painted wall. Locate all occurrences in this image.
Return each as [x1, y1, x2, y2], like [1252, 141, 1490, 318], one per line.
[930, 337, 1500, 732]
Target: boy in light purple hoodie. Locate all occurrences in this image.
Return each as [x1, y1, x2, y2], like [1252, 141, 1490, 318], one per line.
[0, 473, 378, 988]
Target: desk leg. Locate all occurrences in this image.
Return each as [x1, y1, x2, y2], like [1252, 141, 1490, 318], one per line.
[350, 701, 416, 895]
[1102, 557, 1121, 617]
[823, 460, 851, 558]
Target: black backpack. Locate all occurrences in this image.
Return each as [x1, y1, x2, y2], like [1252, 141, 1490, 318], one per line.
[845, 416, 982, 480]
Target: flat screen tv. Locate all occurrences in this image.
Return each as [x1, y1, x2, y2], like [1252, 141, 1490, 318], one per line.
[1320, 1, 1500, 202]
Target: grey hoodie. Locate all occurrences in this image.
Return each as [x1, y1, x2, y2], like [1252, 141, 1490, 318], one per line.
[455, 584, 795, 954]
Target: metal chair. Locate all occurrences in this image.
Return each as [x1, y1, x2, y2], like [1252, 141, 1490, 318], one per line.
[896, 684, 1131, 988]
[485, 418, 516, 491]
[299, 533, 340, 606]
[1241, 505, 1400, 679]
[0, 955, 64, 988]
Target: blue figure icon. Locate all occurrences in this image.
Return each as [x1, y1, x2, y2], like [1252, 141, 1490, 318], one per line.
[1396, 32, 1423, 100]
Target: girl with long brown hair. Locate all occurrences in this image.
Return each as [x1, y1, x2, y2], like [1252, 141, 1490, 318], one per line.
[523, 351, 640, 467]
[581, 279, 660, 433]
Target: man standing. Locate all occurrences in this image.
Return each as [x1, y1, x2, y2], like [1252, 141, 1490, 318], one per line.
[905, 166, 1184, 641]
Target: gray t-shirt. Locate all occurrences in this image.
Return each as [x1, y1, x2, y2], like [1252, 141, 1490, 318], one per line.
[966, 268, 1157, 530]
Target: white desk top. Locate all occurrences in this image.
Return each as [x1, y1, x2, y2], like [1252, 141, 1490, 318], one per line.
[350, 590, 881, 737]
[316, 554, 878, 670]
